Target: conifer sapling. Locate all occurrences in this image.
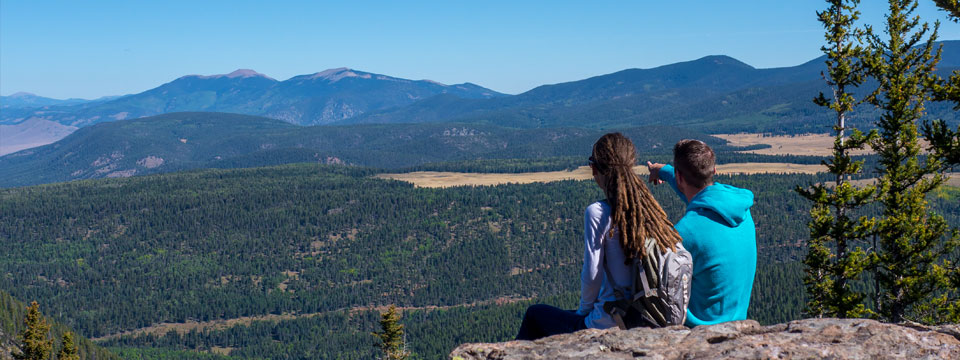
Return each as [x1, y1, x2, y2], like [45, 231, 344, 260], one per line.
[372, 305, 409, 360]
[862, 0, 960, 324]
[798, 0, 876, 319]
[13, 301, 53, 360]
[58, 332, 80, 360]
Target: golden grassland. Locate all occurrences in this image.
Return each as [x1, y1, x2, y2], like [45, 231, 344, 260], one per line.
[380, 167, 959, 189]
[377, 163, 827, 188]
[377, 125, 960, 188]
[847, 173, 960, 188]
[378, 130, 958, 188]
[714, 132, 934, 157]
[714, 133, 873, 156]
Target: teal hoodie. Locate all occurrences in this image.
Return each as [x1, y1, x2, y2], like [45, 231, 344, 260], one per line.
[660, 164, 757, 327]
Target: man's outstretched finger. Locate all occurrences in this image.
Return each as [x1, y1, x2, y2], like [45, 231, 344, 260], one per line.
[646, 161, 661, 184]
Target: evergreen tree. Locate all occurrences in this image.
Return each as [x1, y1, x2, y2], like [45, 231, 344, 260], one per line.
[13, 301, 53, 360]
[927, 0, 960, 323]
[928, 0, 960, 167]
[932, 0, 960, 20]
[861, 0, 960, 324]
[798, 0, 876, 319]
[372, 305, 409, 360]
[58, 332, 80, 360]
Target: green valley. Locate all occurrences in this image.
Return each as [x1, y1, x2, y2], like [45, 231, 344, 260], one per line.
[2, 162, 956, 358]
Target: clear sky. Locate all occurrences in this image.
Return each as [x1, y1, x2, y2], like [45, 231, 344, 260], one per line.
[2, 0, 959, 99]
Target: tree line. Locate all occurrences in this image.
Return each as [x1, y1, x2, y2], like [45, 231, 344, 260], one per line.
[799, 0, 960, 324]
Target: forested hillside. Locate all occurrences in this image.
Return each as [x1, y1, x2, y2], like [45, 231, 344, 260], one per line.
[0, 291, 119, 360]
[2, 162, 956, 358]
[0, 112, 747, 188]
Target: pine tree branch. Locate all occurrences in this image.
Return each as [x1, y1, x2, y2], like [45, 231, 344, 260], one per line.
[933, 0, 960, 22]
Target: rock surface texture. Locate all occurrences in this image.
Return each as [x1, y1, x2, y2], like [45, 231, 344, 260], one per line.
[449, 318, 960, 359]
[0, 327, 15, 360]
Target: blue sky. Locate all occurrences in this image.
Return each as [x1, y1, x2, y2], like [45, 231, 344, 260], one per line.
[2, 0, 959, 99]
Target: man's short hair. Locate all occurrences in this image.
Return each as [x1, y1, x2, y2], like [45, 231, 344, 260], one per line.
[673, 139, 715, 189]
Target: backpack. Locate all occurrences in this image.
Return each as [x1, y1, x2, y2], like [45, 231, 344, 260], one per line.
[602, 237, 693, 329]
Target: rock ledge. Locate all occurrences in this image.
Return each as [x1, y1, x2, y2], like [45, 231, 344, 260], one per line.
[450, 318, 960, 359]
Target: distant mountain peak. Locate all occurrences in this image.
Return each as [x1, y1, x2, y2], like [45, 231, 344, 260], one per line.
[224, 69, 269, 78]
[693, 55, 754, 69]
[8, 92, 37, 98]
[308, 68, 373, 82]
[181, 69, 275, 81]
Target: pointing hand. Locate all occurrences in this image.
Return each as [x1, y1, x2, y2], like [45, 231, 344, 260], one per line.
[647, 161, 664, 185]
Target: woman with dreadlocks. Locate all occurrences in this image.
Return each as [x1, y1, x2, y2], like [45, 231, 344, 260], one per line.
[515, 133, 684, 341]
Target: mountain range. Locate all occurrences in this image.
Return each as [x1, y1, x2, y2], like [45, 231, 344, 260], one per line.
[0, 68, 503, 128]
[345, 42, 960, 133]
[3, 40, 958, 137]
[2, 41, 959, 187]
[0, 92, 121, 109]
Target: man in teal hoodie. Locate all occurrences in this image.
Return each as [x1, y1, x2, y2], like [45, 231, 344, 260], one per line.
[648, 139, 756, 327]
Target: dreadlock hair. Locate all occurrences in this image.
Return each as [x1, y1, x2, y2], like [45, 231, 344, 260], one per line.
[590, 133, 683, 261]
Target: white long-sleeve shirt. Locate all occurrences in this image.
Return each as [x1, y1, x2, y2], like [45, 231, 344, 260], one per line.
[576, 201, 631, 329]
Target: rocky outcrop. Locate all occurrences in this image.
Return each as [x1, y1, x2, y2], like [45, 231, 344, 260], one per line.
[450, 318, 960, 359]
[0, 327, 16, 360]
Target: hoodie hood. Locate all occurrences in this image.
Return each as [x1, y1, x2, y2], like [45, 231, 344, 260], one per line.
[687, 183, 754, 227]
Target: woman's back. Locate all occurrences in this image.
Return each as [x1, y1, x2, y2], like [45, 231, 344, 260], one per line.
[577, 200, 632, 329]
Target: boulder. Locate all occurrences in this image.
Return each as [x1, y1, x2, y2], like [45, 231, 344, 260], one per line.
[450, 318, 960, 359]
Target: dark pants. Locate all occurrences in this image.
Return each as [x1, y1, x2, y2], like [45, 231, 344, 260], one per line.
[515, 304, 588, 341]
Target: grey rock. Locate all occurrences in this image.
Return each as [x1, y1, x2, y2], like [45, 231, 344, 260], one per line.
[449, 318, 960, 359]
[0, 327, 15, 360]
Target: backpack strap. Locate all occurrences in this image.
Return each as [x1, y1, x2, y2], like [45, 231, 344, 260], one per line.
[635, 263, 656, 300]
[610, 309, 627, 330]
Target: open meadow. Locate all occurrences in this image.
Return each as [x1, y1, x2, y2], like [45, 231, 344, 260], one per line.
[380, 131, 960, 188]
[378, 162, 827, 188]
[714, 133, 874, 156]
[714, 133, 935, 157]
